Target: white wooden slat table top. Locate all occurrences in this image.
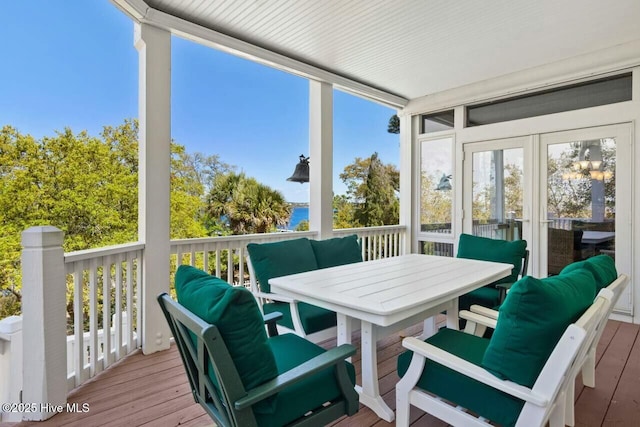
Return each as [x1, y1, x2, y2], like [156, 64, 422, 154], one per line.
[581, 231, 616, 245]
[269, 254, 512, 325]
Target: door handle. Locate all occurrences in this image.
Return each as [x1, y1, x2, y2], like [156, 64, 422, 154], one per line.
[540, 220, 553, 224]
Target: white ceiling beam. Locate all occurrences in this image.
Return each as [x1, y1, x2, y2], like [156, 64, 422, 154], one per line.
[110, 0, 408, 109]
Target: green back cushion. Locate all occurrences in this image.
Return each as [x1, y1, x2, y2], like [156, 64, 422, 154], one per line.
[560, 254, 617, 291]
[457, 234, 527, 284]
[310, 234, 363, 269]
[247, 238, 318, 293]
[397, 329, 524, 427]
[174, 265, 278, 391]
[482, 268, 596, 387]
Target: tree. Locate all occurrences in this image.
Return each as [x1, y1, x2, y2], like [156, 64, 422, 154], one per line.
[0, 119, 227, 318]
[339, 153, 399, 226]
[333, 194, 357, 229]
[387, 114, 400, 134]
[420, 173, 452, 230]
[206, 172, 291, 234]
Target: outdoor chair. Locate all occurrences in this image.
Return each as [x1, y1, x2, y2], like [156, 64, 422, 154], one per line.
[396, 266, 608, 427]
[547, 228, 587, 275]
[247, 235, 362, 342]
[456, 233, 528, 312]
[157, 265, 359, 427]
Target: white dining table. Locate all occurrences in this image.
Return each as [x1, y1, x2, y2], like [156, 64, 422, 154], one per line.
[269, 253, 512, 422]
[581, 230, 616, 245]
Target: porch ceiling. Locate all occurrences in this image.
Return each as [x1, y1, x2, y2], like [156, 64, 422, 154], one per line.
[124, 0, 640, 103]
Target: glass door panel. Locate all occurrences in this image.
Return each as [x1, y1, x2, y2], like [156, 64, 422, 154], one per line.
[541, 124, 631, 315]
[545, 139, 616, 275]
[470, 148, 525, 241]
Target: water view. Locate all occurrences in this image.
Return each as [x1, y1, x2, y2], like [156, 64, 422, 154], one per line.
[287, 206, 309, 230]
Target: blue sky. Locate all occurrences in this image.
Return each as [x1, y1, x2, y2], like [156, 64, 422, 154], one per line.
[0, 0, 398, 202]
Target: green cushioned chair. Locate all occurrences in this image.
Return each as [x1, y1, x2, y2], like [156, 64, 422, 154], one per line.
[457, 234, 528, 312]
[396, 268, 611, 427]
[247, 235, 362, 342]
[158, 265, 359, 427]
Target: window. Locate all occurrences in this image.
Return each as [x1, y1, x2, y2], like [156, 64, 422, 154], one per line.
[420, 137, 453, 234]
[467, 73, 632, 127]
[421, 110, 454, 133]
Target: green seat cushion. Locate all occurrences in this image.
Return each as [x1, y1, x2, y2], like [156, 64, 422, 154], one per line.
[457, 234, 527, 285]
[459, 286, 500, 312]
[482, 268, 597, 387]
[560, 254, 617, 291]
[174, 265, 278, 392]
[310, 234, 363, 269]
[254, 333, 356, 427]
[263, 301, 337, 335]
[248, 238, 318, 293]
[397, 328, 524, 427]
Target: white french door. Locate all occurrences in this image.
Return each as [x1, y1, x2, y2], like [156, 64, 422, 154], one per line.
[463, 124, 632, 314]
[462, 135, 533, 249]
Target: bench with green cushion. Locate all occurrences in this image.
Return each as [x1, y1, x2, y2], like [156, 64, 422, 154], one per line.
[158, 264, 359, 427]
[247, 235, 362, 339]
[456, 234, 528, 312]
[397, 266, 597, 427]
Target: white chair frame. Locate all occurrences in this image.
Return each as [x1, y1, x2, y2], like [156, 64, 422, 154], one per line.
[466, 274, 629, 426]
[396, 290, 613, 427]
[246, 256, 338, 343]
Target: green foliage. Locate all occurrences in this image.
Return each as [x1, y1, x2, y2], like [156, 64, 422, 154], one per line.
[339, 153, 399, 227]
[387, 114, 400, 134]
[206, 172, 291, 234]
[0, 120, 232, 319]
[294, 219, 310, 231]
[333, 194, 357, 229]
[420, 173, 452, 229]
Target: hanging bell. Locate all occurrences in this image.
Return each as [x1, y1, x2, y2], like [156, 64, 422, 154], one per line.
[287, 155, 310, 183]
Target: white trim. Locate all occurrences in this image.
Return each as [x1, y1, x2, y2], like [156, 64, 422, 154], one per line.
[399, 114, 414, 254]
[404, 40, 640, 116]
[110, 0, 408, 109]
[415, 133, 456, 243]
[135, 22, 172, 354]
[308, 81, 334, 239]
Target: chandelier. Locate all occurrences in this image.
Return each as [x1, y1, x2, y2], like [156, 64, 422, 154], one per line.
[562, 160, 613, 181]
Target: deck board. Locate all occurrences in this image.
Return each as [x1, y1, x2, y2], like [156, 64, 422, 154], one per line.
[3, 320, 638, 427]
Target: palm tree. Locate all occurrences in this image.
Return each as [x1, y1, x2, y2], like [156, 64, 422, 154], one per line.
[207, 172, 291, 234]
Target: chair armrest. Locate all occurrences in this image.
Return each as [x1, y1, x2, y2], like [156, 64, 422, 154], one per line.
[496, 282, 515, 303]
[263, 311, 282, 337]
[401, 337, 548, 407]
[459, 310, 498, 331]
[254, 291, 297, 304]
[469, 305, 499, 320]
[234, 344, 357, 410]
[263, 311, 283, 324]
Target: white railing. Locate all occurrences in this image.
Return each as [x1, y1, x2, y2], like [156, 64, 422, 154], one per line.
[170, 225, 407, 285]
[334, 225, 407, 260]
[64, 242, 144, 391]
[170, 231, 319, 286]
[0, 316, 22, 422]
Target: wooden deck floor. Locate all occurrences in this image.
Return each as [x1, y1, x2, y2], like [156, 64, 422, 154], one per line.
[5, 319, 639, 427]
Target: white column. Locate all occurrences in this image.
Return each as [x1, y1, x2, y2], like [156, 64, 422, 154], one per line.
[398, 113, 414, 254]
[309, 81, 334, 239]
[21, 226, 66, 421]
[135, 23, 172, 354]
[0, 316, 23, 422]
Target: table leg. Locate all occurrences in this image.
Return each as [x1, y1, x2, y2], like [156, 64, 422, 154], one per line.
[420, 316, 437, 339]
[358, 320, 395, 422]
[337, 313, 353, 362]
[446, 298, 459, 330]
